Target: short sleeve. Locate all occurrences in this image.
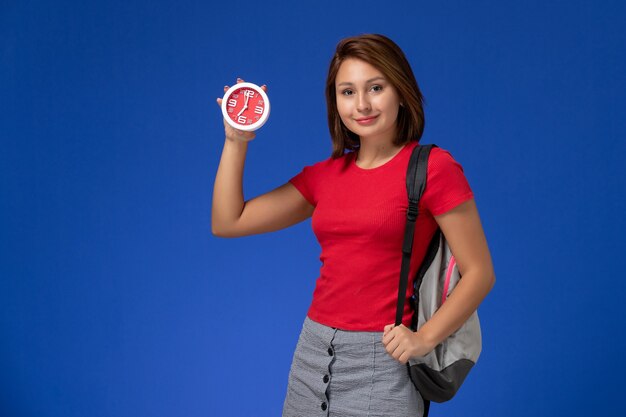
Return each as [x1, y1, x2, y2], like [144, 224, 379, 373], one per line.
[420, 147, 474, 216]
[289, 164, 317, 206]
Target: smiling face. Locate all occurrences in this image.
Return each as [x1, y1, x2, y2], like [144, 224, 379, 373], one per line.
[335, 58, 401, 144]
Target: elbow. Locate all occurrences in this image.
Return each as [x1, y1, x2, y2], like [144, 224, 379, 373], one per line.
[486, 270, 496, 292]
[211, 209, 242, 238]
[211, 222, 238, 238]
[211, 213, 230, 238]
[464, 265, 495, 290]
[211, 222, 227, 238]
[468, 266, 495, 294]
[211, 226, 230, 238]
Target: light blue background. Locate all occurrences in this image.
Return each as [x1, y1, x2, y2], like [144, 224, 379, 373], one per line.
[2, 1, 625, 416]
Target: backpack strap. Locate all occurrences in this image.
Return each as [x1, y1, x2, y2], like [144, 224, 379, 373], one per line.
[395, 143, 435, 326]
[396, 143, 436, 417]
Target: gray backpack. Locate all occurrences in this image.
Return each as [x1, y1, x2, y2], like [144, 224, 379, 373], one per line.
[395, 144, 482, 417]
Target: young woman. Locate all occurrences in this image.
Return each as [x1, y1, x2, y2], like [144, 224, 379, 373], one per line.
[213, 34, 495, 417]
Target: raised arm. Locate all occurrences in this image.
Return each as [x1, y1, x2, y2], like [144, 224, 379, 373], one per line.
[211, 80, 314, 238]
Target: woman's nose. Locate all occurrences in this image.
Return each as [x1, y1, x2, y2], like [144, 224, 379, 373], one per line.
[356, 94, 371, 112]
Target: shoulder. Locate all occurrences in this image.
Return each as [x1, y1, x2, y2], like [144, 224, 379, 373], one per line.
[419, 145, 474, 216]
[289, 152, 351, 206]
[289, 152, 350, 187]
[297, 151, 353, 174]
[429, 146, 462, 165]
[425, 146, 467, 177]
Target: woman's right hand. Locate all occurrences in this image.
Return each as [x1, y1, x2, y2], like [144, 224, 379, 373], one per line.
[216, 78, 268, 143]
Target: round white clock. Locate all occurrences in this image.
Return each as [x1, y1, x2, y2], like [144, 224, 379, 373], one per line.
[221, 82, 270, 132]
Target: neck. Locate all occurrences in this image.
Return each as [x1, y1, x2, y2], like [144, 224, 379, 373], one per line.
[355, 140, 404, 168]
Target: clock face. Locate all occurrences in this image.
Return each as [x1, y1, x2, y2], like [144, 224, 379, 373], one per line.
[221, 82, 270, 131]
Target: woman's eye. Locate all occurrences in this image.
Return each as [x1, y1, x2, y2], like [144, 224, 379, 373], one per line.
[341, 89, 354, 96]
[371, 85, 383, 92]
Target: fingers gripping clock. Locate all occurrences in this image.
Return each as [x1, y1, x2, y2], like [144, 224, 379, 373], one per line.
[221, 82, 270, 132]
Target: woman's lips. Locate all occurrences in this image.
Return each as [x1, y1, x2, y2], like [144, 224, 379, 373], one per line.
[354, 115, 378, 125]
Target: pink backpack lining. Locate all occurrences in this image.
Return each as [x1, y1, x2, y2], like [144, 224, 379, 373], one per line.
[441, 256, 456, 305]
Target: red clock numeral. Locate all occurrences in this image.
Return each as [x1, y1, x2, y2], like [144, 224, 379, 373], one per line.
[243, 90, 254, 98]
[237, 115, 247, 124]
[254, 106, 263, 114]
[227, 99, 237, 107]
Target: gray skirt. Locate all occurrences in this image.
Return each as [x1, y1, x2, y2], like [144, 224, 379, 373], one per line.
[282, 316, 424, 417]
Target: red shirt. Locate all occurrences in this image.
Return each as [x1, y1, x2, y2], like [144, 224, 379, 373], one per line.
[289, 141, 474, 331]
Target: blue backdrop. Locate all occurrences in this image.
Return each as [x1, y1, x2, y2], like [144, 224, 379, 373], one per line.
[2, 1, 625, 416]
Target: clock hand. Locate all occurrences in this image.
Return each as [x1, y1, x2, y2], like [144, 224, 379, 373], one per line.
[237, 93, 251, 117]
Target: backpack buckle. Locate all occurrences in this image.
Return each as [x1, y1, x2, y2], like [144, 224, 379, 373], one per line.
[407, 202, 419, 221]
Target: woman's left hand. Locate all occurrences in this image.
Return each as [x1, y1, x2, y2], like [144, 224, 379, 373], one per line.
[382, 324, 434, 364]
